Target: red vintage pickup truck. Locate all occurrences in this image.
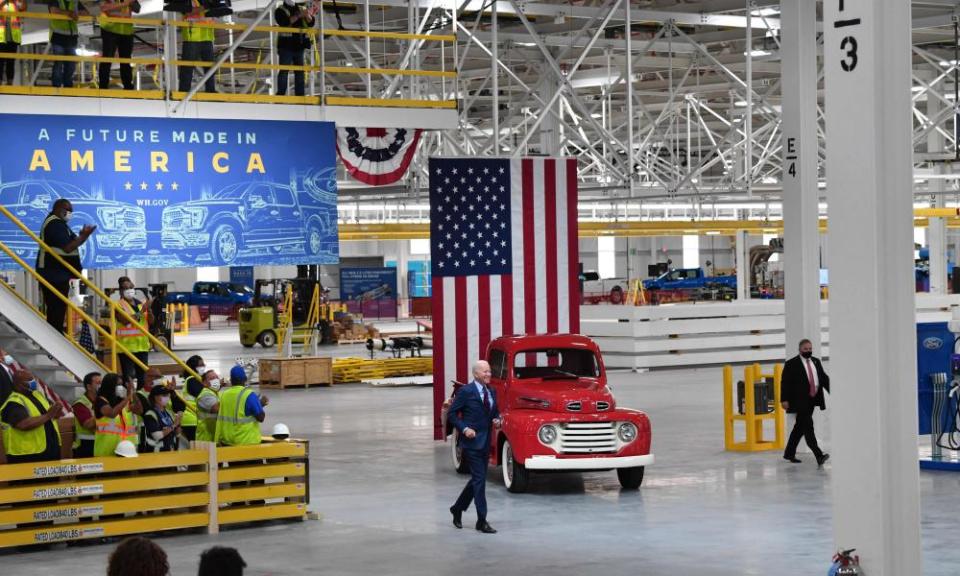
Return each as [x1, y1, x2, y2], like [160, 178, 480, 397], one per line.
[442, 334, 654, 492]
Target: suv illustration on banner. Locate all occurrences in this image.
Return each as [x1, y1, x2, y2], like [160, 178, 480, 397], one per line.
[161, 173, 336, 266]
[0, 179, 147, 268]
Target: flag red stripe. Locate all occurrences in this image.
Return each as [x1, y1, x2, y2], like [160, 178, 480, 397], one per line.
[522, 159, 537, 364]
[455, 275, 468, 383]
[478, 275, 491, 360]
[501, 273, 513, 337]
[566, 158, 580, 334]
[544, 158, 559, 336]
[432, 275, 445, 439]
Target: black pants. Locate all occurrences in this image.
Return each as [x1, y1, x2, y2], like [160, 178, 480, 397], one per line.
[276, 46, 305, 96]
[119, 350, 149, 388]
[0, 41, 17, 83]
[178, 40, 216, 93]
[452, 447, 488, 523]
[73, 439, 94, 459]
[99, 30, 134, 90]
[784, 404, 823, 460]
[41, 280, 70, 334]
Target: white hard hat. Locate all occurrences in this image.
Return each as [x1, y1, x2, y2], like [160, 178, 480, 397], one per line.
[272, 423, 290, 440]
[115, 440, 139, 458]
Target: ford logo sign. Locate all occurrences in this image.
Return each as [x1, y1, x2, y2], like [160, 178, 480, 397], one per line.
[923, 337, 944, 350]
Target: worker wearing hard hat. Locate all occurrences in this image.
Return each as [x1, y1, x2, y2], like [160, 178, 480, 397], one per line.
[194, 369, 221, 443]
[215, 365, 270, 446]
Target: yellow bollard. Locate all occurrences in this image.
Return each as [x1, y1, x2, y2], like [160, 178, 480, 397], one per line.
[723, 365, 734, 451]
[744, 364, 756, 446]
[774, 363, 785, 449]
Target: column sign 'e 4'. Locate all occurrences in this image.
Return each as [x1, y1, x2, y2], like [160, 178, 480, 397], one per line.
[786, 137, 797, 178]
[835, 0, 862, 72]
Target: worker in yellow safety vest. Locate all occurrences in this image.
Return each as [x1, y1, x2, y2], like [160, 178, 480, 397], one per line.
[178, 0, 216, 93]
[195, 369, 221, 442]
[97, 0, 140, 90]
[0, 369, 63, 463]
[0, 0, 25, 85]
[93, 373, 141, 457]
[48, 0, 90, 87]
[179, 354, 205, 442]
[215, 367, 269, 446]
[116, 276, 152, 390]
[72, 371, 101, 458]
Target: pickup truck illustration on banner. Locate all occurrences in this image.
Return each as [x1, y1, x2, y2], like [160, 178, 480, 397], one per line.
[0, 113, 339, 270]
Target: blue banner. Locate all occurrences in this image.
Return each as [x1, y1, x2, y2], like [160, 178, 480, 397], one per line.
[339, 267, 397, 302]
[0, 113, 339, 269]
[229, 266, 255, 289]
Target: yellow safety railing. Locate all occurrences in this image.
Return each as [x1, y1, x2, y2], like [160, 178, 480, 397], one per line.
[0, 439, 309, 547]
[0, 10, 457, 108]
[0, 205, 200, 385]
[723, 363, 785, 452]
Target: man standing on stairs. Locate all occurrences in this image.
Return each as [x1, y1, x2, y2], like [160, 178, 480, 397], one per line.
[1, 369, 62, 463]
[37, 199, 95, 334]
[116, 276, 151, 388]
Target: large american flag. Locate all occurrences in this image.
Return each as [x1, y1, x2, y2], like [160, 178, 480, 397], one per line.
[430, 157, 580, 438]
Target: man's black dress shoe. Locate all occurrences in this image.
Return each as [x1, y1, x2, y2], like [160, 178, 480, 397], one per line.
[783, 456, 802, 463]
[817, 453, 830, 468]
[476, 521, 497, 534]
[450, 507, 462, 529]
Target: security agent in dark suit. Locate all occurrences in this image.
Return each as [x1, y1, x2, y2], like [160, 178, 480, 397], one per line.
[448, 360, 501, 534]
[781, 338, 830, 467]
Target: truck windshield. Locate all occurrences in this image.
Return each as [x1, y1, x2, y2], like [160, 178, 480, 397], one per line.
[512, 349, 601, 380]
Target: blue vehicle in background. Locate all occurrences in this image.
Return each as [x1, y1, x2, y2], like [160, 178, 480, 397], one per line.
[166, 281, 254, 307]
[0, 179, 146, 269]
[161, 170, 336, 266]
[642, 267, 737, 298]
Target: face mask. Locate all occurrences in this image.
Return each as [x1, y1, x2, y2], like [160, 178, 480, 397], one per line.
[283, 0, 294, 6]
[196, 366, 206, 375]
[3, 354, 13, 366]
[801, 351, 813, 359]
[115, 385, 127, 399]
[209, 379, 221, 392]
[158, 396, 170, 407]
[63, 211, 73, 222]
[27, 379, 37, 391]
[153, 378, 165, 389]
[123, 289, 136, 300]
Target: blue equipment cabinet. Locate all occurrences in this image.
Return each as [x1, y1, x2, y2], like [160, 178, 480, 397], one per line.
[917, 322, 953, 435]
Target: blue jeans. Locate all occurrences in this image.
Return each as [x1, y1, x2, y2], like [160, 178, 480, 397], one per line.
[276, 47, 304, 96]
[51, 34, 77, 88]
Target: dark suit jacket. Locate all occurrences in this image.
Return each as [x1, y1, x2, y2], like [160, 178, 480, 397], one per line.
[0, 364, 13, 404]
[782, 355, 830, 413]
[447, 381, 500, 452]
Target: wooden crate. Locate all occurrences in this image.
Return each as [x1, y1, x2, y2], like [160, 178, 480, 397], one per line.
[259, 358, 306, 388]
[303, 358, 333, 386]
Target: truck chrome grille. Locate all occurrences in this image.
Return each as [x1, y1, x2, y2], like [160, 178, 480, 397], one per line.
[558, 422, 617, 454]
[566, 401, 582, 411]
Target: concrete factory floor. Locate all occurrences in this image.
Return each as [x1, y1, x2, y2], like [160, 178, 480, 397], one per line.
[2, 335, 958, 574]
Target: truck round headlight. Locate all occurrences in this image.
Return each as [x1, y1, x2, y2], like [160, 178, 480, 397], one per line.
[538, 424, 558, 445]
[617, 422, 638, 442]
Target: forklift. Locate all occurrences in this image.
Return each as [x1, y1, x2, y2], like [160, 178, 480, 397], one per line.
[238, 278, 331, 348]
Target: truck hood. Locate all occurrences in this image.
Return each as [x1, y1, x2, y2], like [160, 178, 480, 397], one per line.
[167, 200, 241, 209]
[509, 379, 615, 414]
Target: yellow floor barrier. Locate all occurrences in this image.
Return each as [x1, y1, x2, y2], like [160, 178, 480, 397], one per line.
[723, 363, 785, 452]
[332, 356, 433, 384]
[0, 439, 310, 548]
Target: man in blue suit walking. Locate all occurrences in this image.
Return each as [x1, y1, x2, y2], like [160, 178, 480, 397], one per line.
[448, 360, 501, 534]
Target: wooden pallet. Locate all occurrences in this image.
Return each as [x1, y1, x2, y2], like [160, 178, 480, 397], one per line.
[259, 357, 333, 388]
[258, 380, 332, 389]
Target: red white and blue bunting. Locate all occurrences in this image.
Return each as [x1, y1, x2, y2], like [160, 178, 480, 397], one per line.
[336, 127, 423, 185]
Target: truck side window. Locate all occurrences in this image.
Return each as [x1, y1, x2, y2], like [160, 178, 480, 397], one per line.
[489, 349, 507, 380]
[273, 186, 295, 207]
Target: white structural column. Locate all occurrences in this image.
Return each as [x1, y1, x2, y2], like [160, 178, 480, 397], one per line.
[539, 65, 561, 155]
[823, 1, 922, 574]
[781, 0, 820, 352]
[735, 230, 748, 300]
[926, 73, 948, 294]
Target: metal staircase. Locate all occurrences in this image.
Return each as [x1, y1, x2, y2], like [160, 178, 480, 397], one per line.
[0, 284, 101, 396]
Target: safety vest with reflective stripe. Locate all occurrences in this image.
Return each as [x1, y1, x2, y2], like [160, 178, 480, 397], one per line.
[0, 390, 59, 457]
[93, 405, 138, 457]
[37, 212, 81, 273]
[277, 3, 311, 41]
[141, 408, 174, 452]
[72, 394, 95, 449]
[195, 386, 218, 442]
[117, 298, 150, 354]
[182, 0, 214, 43]
[100, 0, 132, 36]
[0, 0, 23, 44]
[180, 378, 198, 427]
[215, 386, 260, 446]
[49, 0, 79, 37]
